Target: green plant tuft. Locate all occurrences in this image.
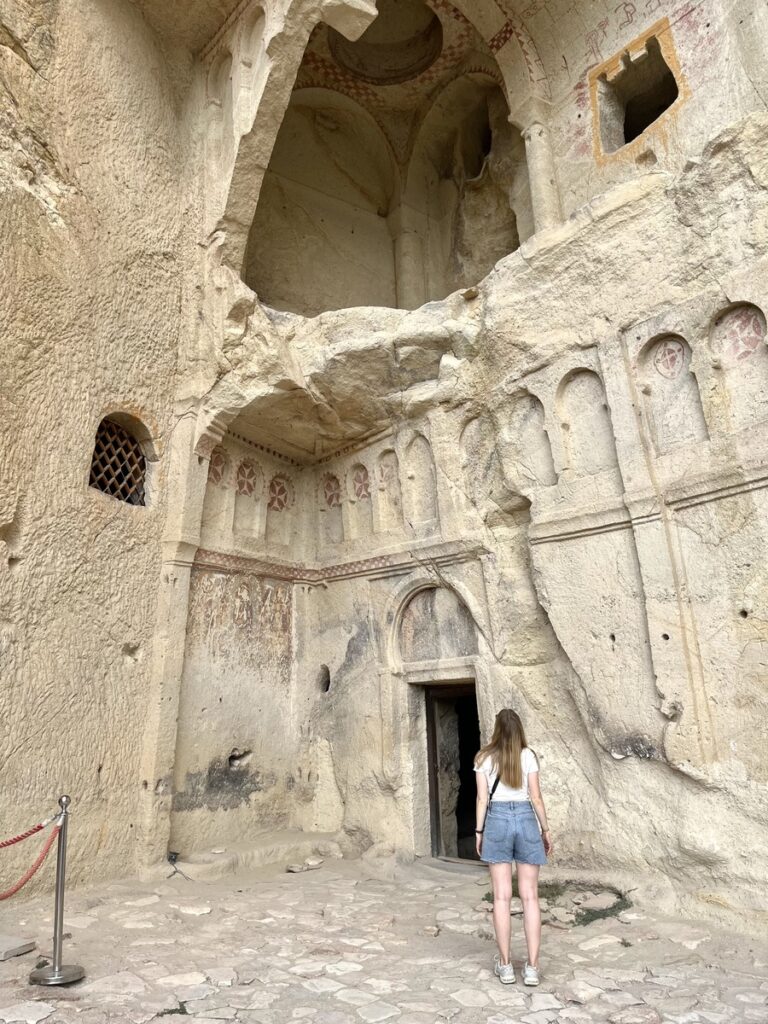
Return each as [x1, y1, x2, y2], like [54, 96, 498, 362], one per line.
[574, 892, 631, 927]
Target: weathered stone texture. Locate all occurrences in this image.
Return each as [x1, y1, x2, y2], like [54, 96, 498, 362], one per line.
[3, 0, 768, 928]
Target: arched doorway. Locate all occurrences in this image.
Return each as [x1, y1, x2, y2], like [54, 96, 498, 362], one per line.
[399, 586, 481, 859]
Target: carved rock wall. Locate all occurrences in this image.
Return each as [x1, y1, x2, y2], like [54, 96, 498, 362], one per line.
[4, 0, 768, 927]
[0, 0, 189, 885]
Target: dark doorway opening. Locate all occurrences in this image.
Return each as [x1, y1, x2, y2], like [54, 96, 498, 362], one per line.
[425, 683, 481, 859]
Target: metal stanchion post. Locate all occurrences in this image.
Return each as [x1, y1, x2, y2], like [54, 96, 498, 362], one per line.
[29, 796, 85, 986]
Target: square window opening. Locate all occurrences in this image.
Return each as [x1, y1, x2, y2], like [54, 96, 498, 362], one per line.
[598, 35, 679, 154]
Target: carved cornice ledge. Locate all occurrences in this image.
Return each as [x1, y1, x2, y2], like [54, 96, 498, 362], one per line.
[194, 538, 488, 583]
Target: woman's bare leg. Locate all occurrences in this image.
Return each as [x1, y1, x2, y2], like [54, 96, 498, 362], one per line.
[489, 863, 513, 964]
[516, 863, 541, 967]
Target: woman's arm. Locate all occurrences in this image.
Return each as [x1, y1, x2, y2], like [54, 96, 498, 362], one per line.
[528, 771, 553, 856]
[475, 767, 489, 857]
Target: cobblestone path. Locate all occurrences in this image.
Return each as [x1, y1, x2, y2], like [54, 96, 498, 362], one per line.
[1, 858, 766, 1024]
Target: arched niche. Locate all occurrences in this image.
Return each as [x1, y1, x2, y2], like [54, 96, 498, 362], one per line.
[265, 473, 295, 546]
[558, 369, 618, 477]
[638, 335, 707, 454]
[399, 586, 478, 663]
[320, 472, 344, 544]
[207, 50, 235, 176]
[459, 413, 512, 520]
[404, 433, 439, 532]
[460, 416, 494, 510]
[233, 458, 263, 537]
[348, 463, 373, 538]
[710, 303, 768, 431]
[201, 446, 232, 541]
[377, 449, 403, 531]
[401, 74, 529, 306]
[497, 391, 557, 488]
[243, 88, 399, 316]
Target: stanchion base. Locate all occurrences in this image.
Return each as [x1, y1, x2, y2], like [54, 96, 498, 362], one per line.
[29, 964, 85, 986]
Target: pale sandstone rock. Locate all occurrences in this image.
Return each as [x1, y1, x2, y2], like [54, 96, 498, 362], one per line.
[82, 972, 149, 996]
[450, 989, 489, 1007]
[170, 903, 211, 916]
[0, 936, 34, 961]
[578, 892, 619, 912]
[334, 989, 378, 1006]
[607, 1010, 662, 1024]
[0, 1005, 55, 1024]
[529, 993, 563, 1011]
[63, 915, 97, 929]
[549, 906, 576, 924]
[578, 934, 623, 951]
[157, 972, 208, 987]
[207, 967, 237, 986]
[356, 1003, 400, 1022]
[2, 0, 768, 933]
[520, 1011, 559, 1024]
[560, 979, 604, 1003]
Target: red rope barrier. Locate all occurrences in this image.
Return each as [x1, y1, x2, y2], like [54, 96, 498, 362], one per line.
[0, 823, 44, 849]
[0, 826, 60, 901]
[0, 813, 58, 850]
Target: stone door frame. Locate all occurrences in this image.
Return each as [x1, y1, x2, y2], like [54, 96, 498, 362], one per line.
[405, 659, 479, 859]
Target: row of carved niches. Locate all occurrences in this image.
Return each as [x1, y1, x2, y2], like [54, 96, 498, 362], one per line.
[635, 303, 768, 456]
[462, 301, 768, 520]
[461, 369, 620, 516]
[200, 433, 441, 554]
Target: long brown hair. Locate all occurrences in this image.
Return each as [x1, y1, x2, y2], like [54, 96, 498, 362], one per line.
[475, 708, 529, 788]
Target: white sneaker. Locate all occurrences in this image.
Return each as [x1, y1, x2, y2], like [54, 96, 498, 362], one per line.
[493, 954, 516, 985]
[523, 961, 540, 986]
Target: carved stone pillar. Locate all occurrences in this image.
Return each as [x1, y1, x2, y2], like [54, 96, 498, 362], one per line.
[137, 406, 212, 876]
[511, 98, 562, 234]
[389, 203, 428, 310]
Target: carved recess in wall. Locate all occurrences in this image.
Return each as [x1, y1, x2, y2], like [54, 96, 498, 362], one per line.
[710, 303, 768, 432]
[399, 586, 478, 663]
[404, 434, 440, 535]
[234, 459, 264, 537]
[557, 369, 618, 478]
[495, 392, 557, 495]
[349, 463, 374, 537]
[490, 355, 662, 762]
[241, 0, 534, 314]
[266, 474, 295, 546]
[201, 441, 298, 547]
[638, 334, 708, 455]
[321, 473, 345, 544]
[378, 450, 404, 530]
[208, 446, 229, 486]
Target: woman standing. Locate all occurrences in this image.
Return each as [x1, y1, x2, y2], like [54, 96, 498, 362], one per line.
[474, 708, 553, 986]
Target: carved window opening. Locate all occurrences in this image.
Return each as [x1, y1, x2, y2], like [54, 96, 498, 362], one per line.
[89, 417, 147, 506]
[597, 36, 678, 153]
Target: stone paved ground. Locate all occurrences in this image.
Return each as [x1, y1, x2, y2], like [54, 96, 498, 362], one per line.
[1, 857, 767, 1024]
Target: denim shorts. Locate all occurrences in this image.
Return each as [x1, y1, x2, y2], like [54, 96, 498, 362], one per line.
[481, 801, 547, 866]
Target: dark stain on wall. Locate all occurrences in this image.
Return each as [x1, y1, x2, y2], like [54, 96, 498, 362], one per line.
[609, 734, 661, 760]
[172, 757, 277, 812]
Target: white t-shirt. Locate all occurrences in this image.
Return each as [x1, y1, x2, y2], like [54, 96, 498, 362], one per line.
[474, 747, 539, 802]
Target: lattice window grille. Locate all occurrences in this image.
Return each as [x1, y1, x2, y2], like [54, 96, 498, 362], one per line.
[89, 418, 146, 506]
